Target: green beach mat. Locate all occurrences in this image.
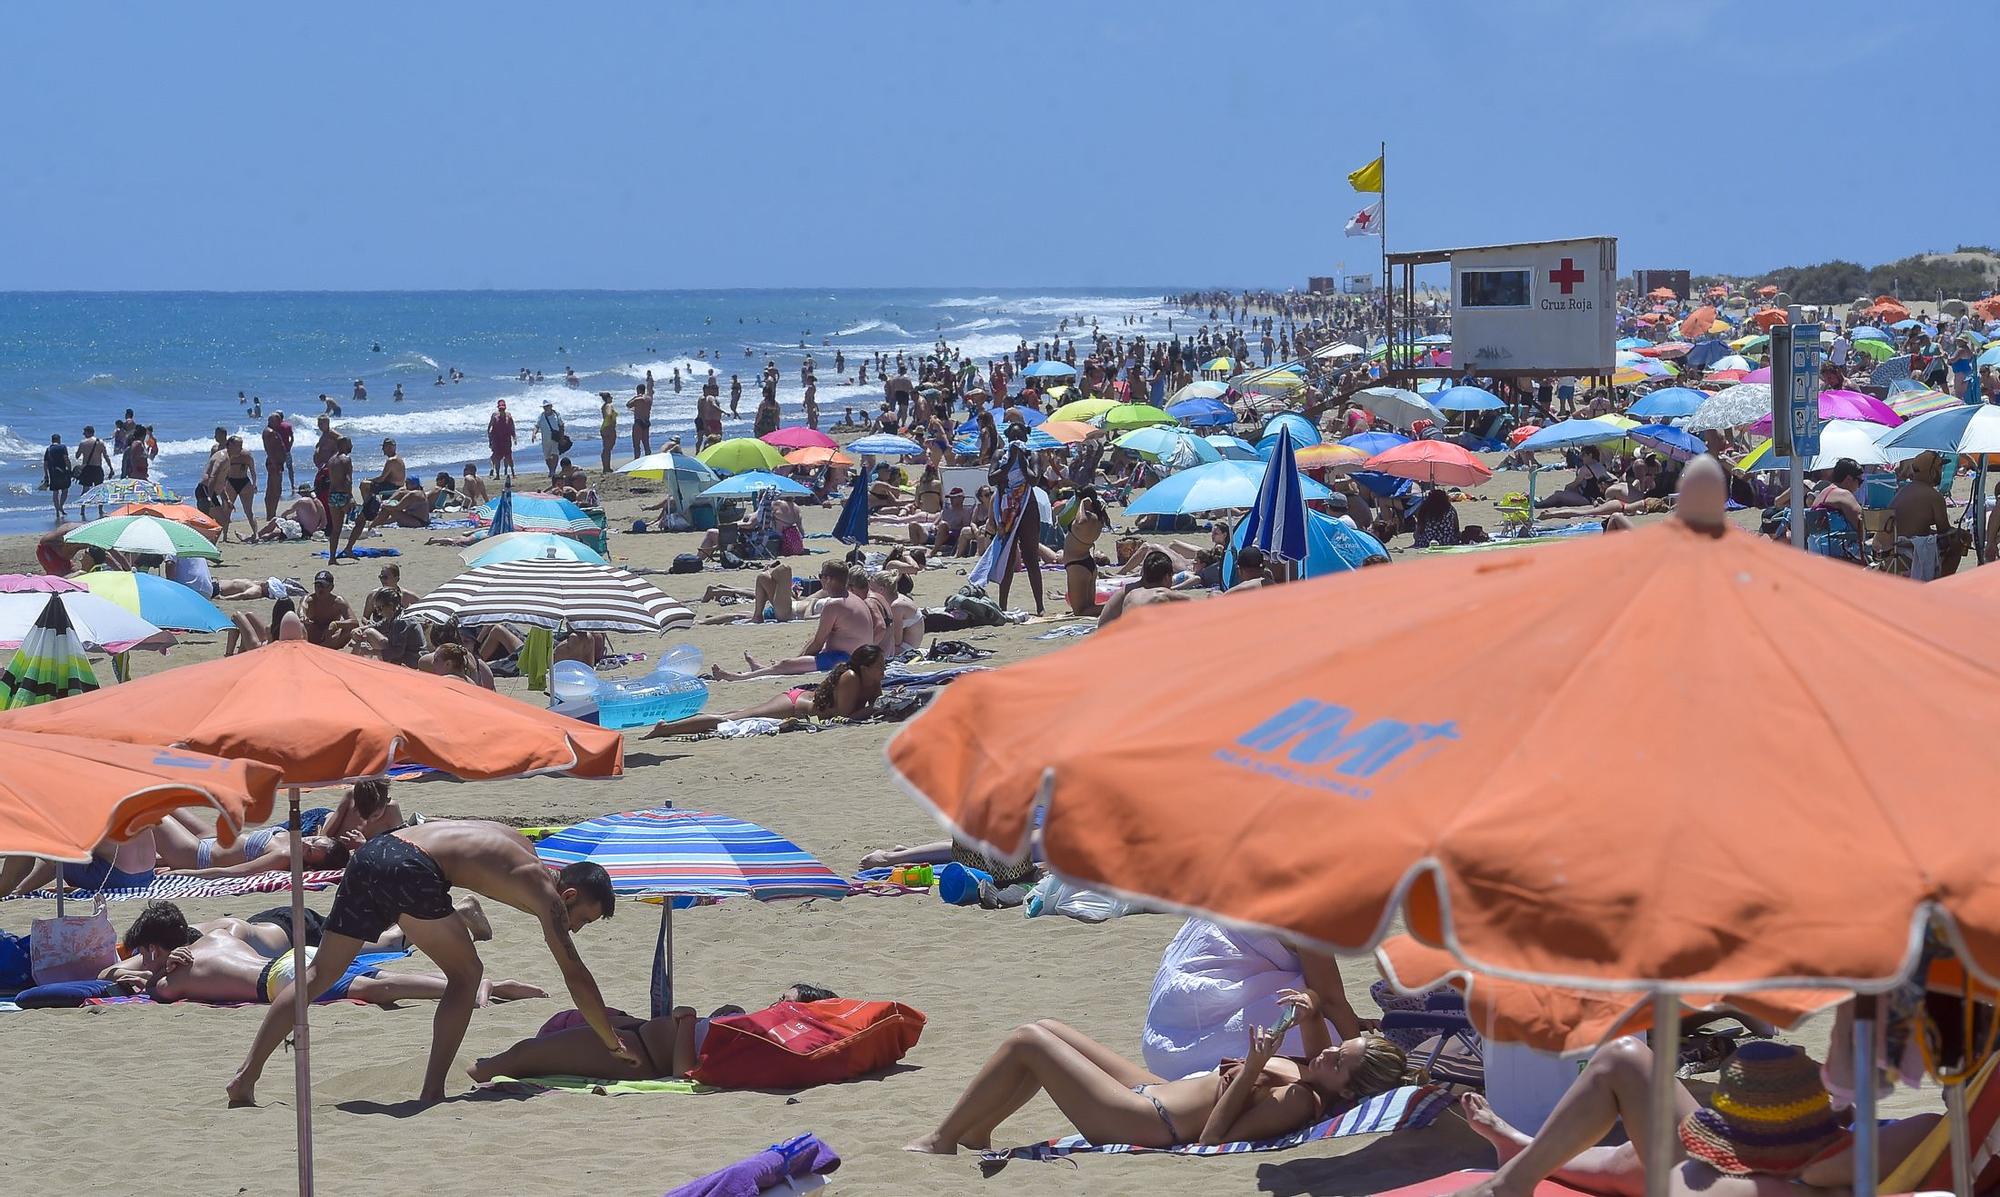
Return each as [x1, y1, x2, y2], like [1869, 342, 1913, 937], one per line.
[488, 1074, 714, 1096]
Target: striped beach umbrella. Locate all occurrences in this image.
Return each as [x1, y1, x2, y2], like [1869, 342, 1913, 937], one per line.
[76, 478, 180, 508]
[405, 558, 692, 633]
[536, 807, 846, 1015]
[475, 490, 594, 534]
[0, 596, 98, 709]
[1885, 387, 1963, 421]
[1239, 425, 1309, 563]
[66, 514, 220, 560]
[74, 570, 231, 633]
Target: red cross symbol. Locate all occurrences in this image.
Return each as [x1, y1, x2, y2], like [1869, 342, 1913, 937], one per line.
[1549, 258, 1586, 294]
[1352, 209, 1373, 229]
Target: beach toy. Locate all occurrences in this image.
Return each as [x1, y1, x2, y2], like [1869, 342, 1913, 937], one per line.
[890, 864, 935, 888]
[936, 861, 991, 905]
[551, 645, 709, 729]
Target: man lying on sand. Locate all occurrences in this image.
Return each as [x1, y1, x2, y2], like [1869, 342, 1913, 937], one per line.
[467, 983, 837, 1084]
[708, 560, 877, 679]
[110, 900, 537, 1007]
[227, 820, 627, 1107]
[647, 645, 884, 736]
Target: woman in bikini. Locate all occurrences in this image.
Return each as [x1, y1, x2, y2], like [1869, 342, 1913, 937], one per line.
[641, 644, 886, 738]
[1062, 487, 1109, 616]
[153, 809, 356, 878]
[906, 989, 1407, 1154]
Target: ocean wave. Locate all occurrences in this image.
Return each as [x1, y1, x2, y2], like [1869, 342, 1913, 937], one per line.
[615, 357, 734, 383]
[948, 317, 1017, 333]
[0, 426, 45, 462]
[834, 319, 912, 338]
[933, 295, 1002, 308]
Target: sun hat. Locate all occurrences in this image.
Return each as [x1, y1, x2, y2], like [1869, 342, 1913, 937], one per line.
[1679, 1041, 1849, 1178]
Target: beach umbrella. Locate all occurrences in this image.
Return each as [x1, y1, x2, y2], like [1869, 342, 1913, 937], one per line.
[1046, 397, 1119, 424]
[886, 498, 2000, 1197]
[832, 472, 870, 546]
[408, 558, 692, 634]
[1852, 326, 1893, 343]
[1616, 336, 1649, 351]
[1314, 342, 1364, 360]
[1886, 388, 1963, 421]
[618, 451, 718, 482]
[1978, 346, 2000, 369]
[697, 437, 789, 474]
[1294, 443, 1370, 471]
[1679, 307, 1719, 339]
[0, 640, 624, 1197]
[1198, 356, 1235, 373]
[1362, 440, 1493, 488]
[1743, 366, 1773, 384]
[1038, 420, 1097, 445]
[1747, 389, 1902, 434]
[1686, 383, 1774, 432]
[1261, 412, 1320, 447]
[476, 490, 596, 535]
[998, 404, 1049, 428]
[1625, 424, 1706, 463]
[1433, 385, 1504, 413]
[1236, 425, 1309, 563]
[460, 531, 610, 567]
[0, 595, 98, 709]
[1169, 380, 1230, 405]
[76, 478, 179, 508]
[1338, 431, 1410, 456]
[1682, 339, 1737, 369]
[1852, 338, 1896, 362]
[760, 426, 838, 451]
[108, 502, 221, 537]
[536, 808, 846, 1016]
[1167, 397, 1235, 427]
[1226, 510, 1387, 583]
[66, 514, 220, 561]
[1230, 368, 1306, 394]
[1114, 426, 1220, 465]
[1205, 434, 1261, 461]
[1020, 360, 1075, 379]
[1739, 420, 1902, 473]
[782, 446, 856, 469]
[0, 590, 173, 654]
[1352, 386, 1445, 429]
[699, 471, 812, 499]
[847, 433, 923, 458]
[1508, 425, 1542, 446]
[1708, 354, 1753, 373]
[1103, 403, 1173, 432]
[0, 575, 82, 594]
[1872, 355, 1915, 386]
[73, 570, 231, 633]
[1624, 387, 1707, 420]
[1638, 342, 1692, 359]
[1125, 460, 1333, 517]
[1514, 419, 1629, 453]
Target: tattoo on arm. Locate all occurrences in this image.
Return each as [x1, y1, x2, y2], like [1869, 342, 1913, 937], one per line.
[547, 897, 583, 966]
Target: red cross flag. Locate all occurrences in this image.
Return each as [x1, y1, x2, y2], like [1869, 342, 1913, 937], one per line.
[1344, 200, 1382, 238]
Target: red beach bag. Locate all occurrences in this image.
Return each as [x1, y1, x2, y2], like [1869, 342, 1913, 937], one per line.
[689, 998, 925, 1089]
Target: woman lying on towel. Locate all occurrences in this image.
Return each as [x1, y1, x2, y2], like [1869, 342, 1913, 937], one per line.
[905, 996, 1408, 1154]
[466, 983, 837, 1084]
[641, 645, 885, 738]
[152, 809, 356, 879]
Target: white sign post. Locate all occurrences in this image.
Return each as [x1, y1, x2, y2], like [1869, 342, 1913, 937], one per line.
[1771, 324, 1823, 550]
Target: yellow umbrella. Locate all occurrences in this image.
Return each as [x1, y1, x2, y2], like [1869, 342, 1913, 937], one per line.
[696, 437, 788, 473]
[1046, 397, 1119, 423]
[1241, 373, 1305, 393]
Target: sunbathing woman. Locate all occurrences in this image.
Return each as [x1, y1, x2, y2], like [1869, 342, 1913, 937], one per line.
[1539, 495, 1674, 521]
[153, 809, 355, 878]
[225, 597, 308, 655]
[643, 644, 886, 738]
[467, 983, 837, 1084]
[906, 998, 1408, 1154]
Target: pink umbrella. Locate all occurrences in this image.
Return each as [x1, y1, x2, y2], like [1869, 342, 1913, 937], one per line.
[1744, 366, 1773, 383]
[1363, 440, 1494, 488]
[0, 576, 86, 593]
[1748, 389, 1903, 435]
[761, 426, 839, 451]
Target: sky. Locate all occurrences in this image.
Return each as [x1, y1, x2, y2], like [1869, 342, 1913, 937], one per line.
[1, 0, 1989, 291]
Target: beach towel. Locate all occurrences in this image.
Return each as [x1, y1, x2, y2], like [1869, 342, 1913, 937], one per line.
[3, 870, 344, 903]
[314, 546, 400, 559]
[1372, 1171, 1596, 1197]
[519, 626, 554, 692]
[1898, 533, 1942, 582]
[881, 663, 987, 688]
[664, 1134, 842, 1197]
[1033, 624, 1094, 639]
[480, 1074, 713, 1097]
[981, 1083, 1451, 1168]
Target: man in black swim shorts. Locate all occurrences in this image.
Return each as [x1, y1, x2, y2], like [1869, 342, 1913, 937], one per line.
[228, 819, 632, 1107]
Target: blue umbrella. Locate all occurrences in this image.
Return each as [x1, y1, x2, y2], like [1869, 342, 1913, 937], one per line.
[476, 489, 598, 534]
[537, 808, 847, 1016]
[1978, 346, 2000, 369]
[1337, 431, 1409, 456]
[1125, 459, 1332, 517]
[1851, 326, 1893, 343]
[1516, 418, 1628, 453]
[1237, 425, 1308, 563]
[1205, 434, 1261, 460]
[847, 433, 923, 457]
[488, 486, 515, 536]
[1021, 360, 1076, 378]
[699, 471, 812, 498]
[1626, 423, 1705, 463]
[1226, 510, 1386, 584]
[1434, 385, 1504, 413]
[1115, 425, 1220, 464]
[1624, 387, 1707, 420]
[1683, 339, 1737, 369]
[833, 473, 869, 545]
[1168, 397, 1235, 426]
[1004, 405, 1049, 427]
[1261, 412, 1320, 447]
[74, 570, 230, 634]
[1616, 337, 1650, 350]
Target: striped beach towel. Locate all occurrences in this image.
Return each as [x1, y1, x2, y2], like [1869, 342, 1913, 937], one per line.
[982, 1083, 1451, 1166]
[5, 870, 344, 903]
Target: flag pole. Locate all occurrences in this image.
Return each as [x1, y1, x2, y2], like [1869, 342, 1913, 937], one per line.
[1379, 140, 1388, 372]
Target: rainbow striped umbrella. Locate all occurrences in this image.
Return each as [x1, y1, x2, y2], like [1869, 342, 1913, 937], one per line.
[1885, 387, 1963, 421]
[0, 595, 98, 710]
[76, 478, 180, 508]
[74, 570, 231, 633]
[537, 808, 845, 1015]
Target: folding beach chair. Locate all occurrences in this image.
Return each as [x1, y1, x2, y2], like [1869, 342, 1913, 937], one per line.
[1378, 990, 1484, 1090]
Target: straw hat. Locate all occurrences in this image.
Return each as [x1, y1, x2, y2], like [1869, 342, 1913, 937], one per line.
[1679, 1041, 1849, 1178]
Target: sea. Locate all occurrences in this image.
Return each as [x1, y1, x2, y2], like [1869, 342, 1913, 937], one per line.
[0, 288, 1189, 536]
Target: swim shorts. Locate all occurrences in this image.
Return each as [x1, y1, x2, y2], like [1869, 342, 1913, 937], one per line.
[250, 905, 327, 948]
[328, 492, 351, 511]
[813, 650, 850, 672]
[59, 858, 156, 892]
[324, 834, 454, 942]
[257, 947, 379, 1003]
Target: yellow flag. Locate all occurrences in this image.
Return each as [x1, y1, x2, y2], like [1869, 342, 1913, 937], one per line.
[1347, 155, 1383, 193]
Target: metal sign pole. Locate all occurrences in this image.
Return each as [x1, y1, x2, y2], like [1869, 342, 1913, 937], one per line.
[1772, 326, 1804, 549]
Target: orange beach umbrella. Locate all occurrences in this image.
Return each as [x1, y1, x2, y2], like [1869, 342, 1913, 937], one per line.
[110, 502, 221, 537]
[886, 511, 2000, 995]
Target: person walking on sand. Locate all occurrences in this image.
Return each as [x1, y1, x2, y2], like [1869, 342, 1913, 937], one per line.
[226, 820, 630, 1107]
[487, 400, 516, 480]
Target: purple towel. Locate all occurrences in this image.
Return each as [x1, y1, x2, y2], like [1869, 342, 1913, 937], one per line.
[662, 1135, 840, 1197]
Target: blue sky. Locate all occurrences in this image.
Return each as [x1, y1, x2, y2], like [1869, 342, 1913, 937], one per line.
[1, 1, 1985, 290]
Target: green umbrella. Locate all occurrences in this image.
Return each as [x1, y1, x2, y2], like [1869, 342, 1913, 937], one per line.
[694, 437, 787, 474]
[66, 514, 221, 560]
[1852, 338, 1895, 362]
[0, 595, 98, 709]
[1046, 397, 1120, 423]
[1104, 403, 1175, 432]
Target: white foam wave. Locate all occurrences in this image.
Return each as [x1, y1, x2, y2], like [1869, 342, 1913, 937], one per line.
[835, 320, 911, 338]
[933, 295, 1002, 308]
[0, 426, 38, 460]
[616, 357, 733, 383]
[948, 317, 1016, 333]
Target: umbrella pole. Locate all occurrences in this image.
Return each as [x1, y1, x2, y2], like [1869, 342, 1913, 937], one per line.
[1947, 1079, 1973, 1197]
[1977, 461, 1989, 567]
[1852, 993, 1879, 1197]
[1645, 993, 1680, 1197]
[650, 900, 675, 1019]
[288, 785, 315, 1197]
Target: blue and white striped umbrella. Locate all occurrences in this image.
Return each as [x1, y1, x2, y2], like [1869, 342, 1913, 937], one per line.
[477, 490, 595, 534]
[1238, 424, 1308, 563]
[537, 808, 847, 1016]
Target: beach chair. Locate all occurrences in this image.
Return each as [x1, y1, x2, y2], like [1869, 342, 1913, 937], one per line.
[1379, 990, 1485, 1090]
